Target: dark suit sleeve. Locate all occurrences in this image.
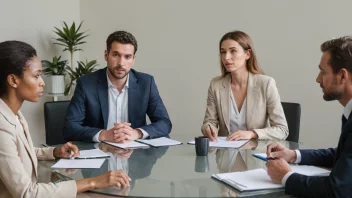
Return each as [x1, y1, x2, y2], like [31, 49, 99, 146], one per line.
[299, 148, 336, 167]
[63, 79, 102, 141]
[140, 77, 172, 138]
[285, 135, 352, 198]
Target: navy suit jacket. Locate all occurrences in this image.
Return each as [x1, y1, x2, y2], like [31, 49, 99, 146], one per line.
[286, 113, 352, 198]
[63, 68, 172, 141]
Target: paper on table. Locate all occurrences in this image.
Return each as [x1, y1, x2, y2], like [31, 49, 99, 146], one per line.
[290, 164, 330, 176]
[136, 137, 182, 147]
[51, 159, 105, 169]
[253, 153, 331, 176]
[103, 141, 149, 149]
[212, 169, 283, 192]
[188, 136, 249, 148]
[76, 149, 110, 159]
[212, 164, 331, 192]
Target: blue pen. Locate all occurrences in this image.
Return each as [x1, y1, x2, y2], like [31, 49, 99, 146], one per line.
[252, 154, 276, 161]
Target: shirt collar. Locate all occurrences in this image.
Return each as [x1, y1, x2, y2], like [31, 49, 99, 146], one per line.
[343, 99, 352, 119]
[106, 70, 129, 90]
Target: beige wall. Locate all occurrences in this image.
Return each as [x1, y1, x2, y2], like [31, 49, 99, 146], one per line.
[0, 0, 80, 146]
[80, 0, 352, 148]
[2, 0, 352, 148]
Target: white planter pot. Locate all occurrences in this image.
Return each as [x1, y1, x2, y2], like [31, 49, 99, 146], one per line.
[48, 75, 65, 94]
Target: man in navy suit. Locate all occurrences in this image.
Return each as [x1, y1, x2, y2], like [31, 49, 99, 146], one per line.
[63, 31, 172, 143]
[266, 36, 352, 198]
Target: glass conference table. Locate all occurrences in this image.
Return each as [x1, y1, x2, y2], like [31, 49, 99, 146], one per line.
[38, 135, 302, 197]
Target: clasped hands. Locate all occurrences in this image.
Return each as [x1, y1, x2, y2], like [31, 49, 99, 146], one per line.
[99, 122, 143, 143]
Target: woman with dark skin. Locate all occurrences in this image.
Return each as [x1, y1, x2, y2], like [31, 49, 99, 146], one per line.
[0, 40, 130, 198]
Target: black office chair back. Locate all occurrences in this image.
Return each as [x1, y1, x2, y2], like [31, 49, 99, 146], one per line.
[281, 102, 301, 143]
[44, 101, 70, 145]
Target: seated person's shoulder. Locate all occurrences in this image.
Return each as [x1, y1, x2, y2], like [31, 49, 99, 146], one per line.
[209, 75, 226, 87]
[254, 74, 276, 86]
[131, 69, 153, 83]
[0, 114, 17, 139]
[78, 69, 102, 84]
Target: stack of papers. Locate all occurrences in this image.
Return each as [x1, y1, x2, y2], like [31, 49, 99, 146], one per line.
[103, 141, 150, 149]
[212, 165, 330, 192]
[76, 149, 110, 159]
[188, 137, 249, 148]
[212, 169, 283, 192]
[52, 159, 105, 169]
[136, 137, 182, 147]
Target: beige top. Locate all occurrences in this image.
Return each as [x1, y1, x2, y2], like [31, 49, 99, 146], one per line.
[0, 99, 77, 198]
[202, 73, 288, 140]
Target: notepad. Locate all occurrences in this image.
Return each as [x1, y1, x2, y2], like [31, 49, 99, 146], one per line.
[51, 159, 105, 169]
[103, 141, 149, 149]
[188, 136, 249, 148]
[212, 165, 331, 192]
[76, 149, 110, 159]
[212, 169, 283, 192]
[136, 137, 182, 147]
[289, 165, 330, 176]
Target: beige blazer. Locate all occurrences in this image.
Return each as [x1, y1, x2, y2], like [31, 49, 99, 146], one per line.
[0, 99, 76, 198]
[202, 73, 288, 140]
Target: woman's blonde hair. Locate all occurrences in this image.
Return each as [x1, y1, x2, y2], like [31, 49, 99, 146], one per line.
[219, 30, 263, 76]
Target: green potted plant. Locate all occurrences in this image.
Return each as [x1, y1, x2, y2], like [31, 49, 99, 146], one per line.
[53, 21, 89, 70]
[41, 56, 67, 94]
[65, 59, 99, 95]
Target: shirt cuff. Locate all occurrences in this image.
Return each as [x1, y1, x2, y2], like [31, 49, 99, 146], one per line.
[92, 130, 103, 142]
[138, 128, 149, 139]
[294, 150, 301, 163]
[281, 171, 294, 186]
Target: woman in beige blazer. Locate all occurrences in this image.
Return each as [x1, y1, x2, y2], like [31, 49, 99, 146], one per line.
[202, 31, 288, 141]
[0, 41, 130, 198]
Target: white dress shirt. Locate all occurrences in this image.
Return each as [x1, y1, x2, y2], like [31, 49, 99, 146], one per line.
[92, 72, 149, 142]
[281, 99, 352, 185]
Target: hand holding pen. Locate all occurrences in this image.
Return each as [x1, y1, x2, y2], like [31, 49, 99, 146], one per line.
[203, 123, 218, 142]
[266, 142, 297, 163]
[53, 142, 80, 159]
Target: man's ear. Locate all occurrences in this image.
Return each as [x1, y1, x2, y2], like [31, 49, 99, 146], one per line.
[104, 50, 108, 61]
[339, 68, 349, 84]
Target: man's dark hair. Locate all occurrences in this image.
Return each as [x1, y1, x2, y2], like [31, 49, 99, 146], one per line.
[106, 31, 138, 54]
[0, 40, 37, 96]
[321, 36, 352, 74]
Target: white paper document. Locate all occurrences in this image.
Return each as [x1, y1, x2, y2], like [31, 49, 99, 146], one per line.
[136, 137, 182, 147]
[51, 159, 105, 169]
[213, 169, 283, 192]
[188, 136, 249, 148]
[289, 165, 330, 176]
[76, 149, 110, 159]
[212, 165, 331, 192]
[103, 141, 149, 149]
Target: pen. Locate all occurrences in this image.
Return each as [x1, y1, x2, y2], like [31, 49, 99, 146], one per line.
[41, 144, 48, 147]
[70, 150, 74, 160]
[208, 124, 218, 142]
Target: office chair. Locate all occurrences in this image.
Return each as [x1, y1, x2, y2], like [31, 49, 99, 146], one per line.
[281, 102, 301, 143]
[44, 101, 70, 145]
